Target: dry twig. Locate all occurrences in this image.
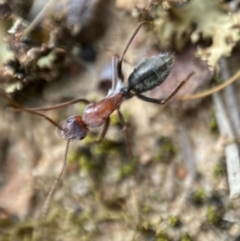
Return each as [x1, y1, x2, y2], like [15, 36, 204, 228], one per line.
[213, 59, 240, 198]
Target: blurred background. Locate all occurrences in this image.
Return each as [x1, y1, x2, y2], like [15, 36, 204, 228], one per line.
[0, 0, 240, 240]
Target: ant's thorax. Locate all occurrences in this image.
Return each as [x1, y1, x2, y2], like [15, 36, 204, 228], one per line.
[106, 80, 125, 96]
[106, 81, 132, 100]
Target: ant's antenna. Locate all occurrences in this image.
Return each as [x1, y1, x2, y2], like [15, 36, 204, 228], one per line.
[41, 139, 70, 220]
[1, 89, 72, 218]
[117, 0, 154, 81]
[25, 98, 90, 111]
[1, 90, 63, 130]
[180, 69, 240, 100]
[21, 0, 55, 41]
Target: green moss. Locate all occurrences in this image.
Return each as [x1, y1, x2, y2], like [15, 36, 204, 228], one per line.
[92, 139, 118, 156]
[156, 231, 170, 241]
[110, 110, 130, 127]
[110, 112, 120, 126]
[84, 134, 120, 157]
[190, 188, 206, 205]
[67, 149, 82, 164]
[207, 206, 221, 225]
[180, 233, 193, 241]
[137, 220, 151, 232]
[140, 204, 151, 213]
[213, 163, 225, 178]
[83, 133, 98, 144]
[168, 215, 181, 227]
[120, 161, 137, 177]
[154, 137, 178, 163]
[79, 154, 95, 172]
[208, 109, 219, 134]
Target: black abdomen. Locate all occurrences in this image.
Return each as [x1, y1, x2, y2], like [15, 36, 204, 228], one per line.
[128, 53, 173, 93]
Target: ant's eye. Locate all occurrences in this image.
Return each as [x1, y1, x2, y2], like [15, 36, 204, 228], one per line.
[67, 118, 73, 124]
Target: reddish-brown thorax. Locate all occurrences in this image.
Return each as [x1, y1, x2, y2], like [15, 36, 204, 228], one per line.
[83, 92, 124, 128]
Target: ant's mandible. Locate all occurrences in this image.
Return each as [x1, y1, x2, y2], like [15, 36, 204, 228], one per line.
[2, 0, 193, 218]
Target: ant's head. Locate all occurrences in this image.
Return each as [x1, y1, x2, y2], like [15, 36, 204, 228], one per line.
[59, 115, 89, 141]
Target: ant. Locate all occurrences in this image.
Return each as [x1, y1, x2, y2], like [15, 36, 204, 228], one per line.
[1, 0, 193, 218]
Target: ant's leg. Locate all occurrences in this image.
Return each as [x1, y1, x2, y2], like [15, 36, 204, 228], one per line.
[111, 55, 119, 88]
[135, 72, 194, 105]
[91, 117, 110, 144]
[1, 90, 63, 130]
[117, 109, 133, 159]
[112, 54, 132, 84]
[135, 81, 185, 104]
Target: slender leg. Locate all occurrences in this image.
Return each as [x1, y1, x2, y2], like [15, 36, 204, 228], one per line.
[117, 109, 133, 160]
[112, 54, 133, 84]
[135, 72, 194, 105]
[112, 55, 119, 88]
[91, 117, 110, 144]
